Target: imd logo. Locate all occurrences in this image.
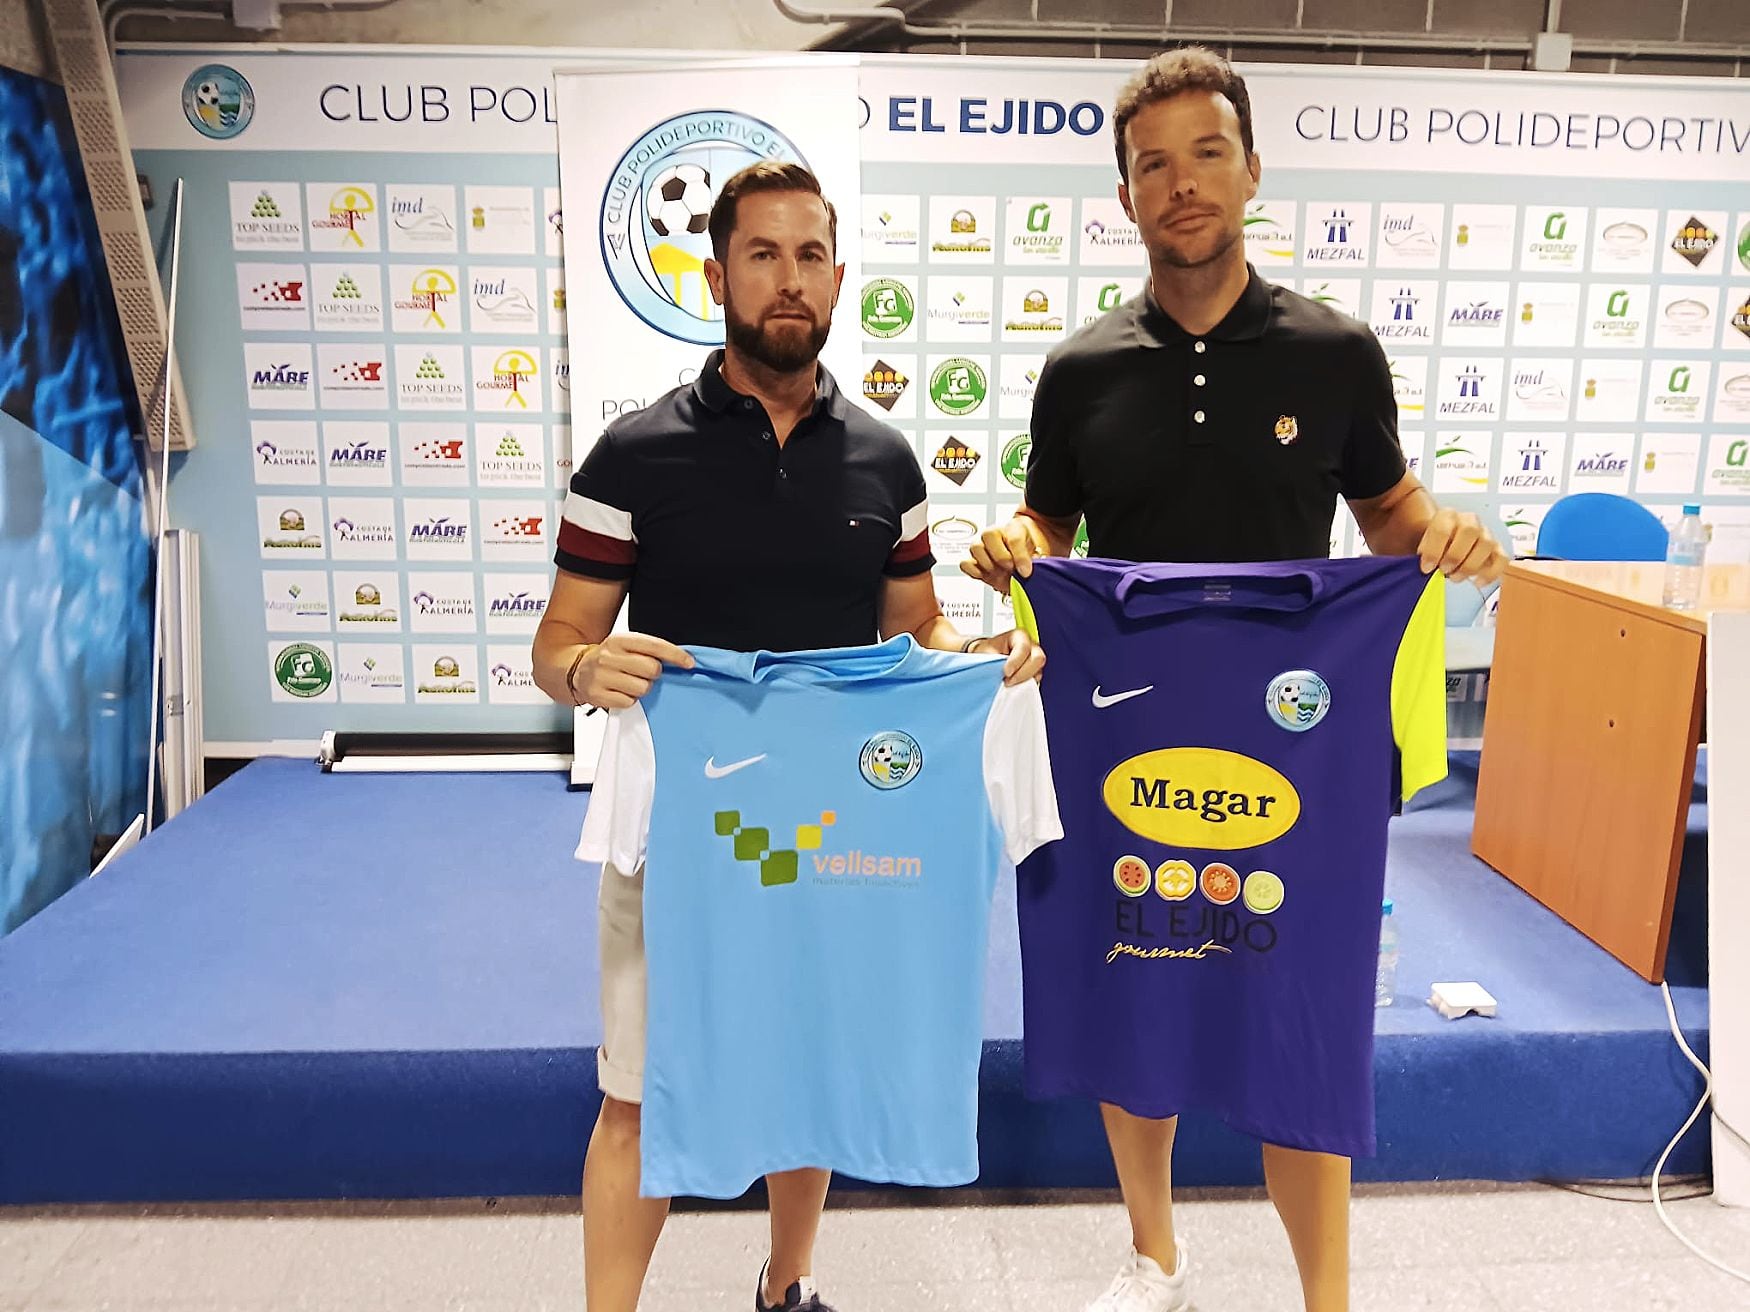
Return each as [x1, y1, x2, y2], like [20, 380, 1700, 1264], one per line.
[183, 65, 254, 139]
[391, 194, 455, 242]
[599, 111, 808, 344]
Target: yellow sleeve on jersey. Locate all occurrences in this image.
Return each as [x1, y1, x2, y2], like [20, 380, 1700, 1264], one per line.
[1010, 577, 1041, 643]
[1390, 572, 1449, 805]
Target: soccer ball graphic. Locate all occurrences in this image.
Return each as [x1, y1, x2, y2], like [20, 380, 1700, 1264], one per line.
[646, 163, 713, 238]
[193, 79, 237, 128]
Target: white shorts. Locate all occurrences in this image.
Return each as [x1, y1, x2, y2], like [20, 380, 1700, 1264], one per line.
[595, 862, 647, 1105]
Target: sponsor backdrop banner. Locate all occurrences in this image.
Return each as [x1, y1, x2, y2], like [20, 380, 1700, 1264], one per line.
[118, 48, 1750, 749]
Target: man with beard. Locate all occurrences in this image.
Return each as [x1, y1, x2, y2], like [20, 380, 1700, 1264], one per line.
[533, 161, 1043, 1312]
[961, 48, 1505, 1312]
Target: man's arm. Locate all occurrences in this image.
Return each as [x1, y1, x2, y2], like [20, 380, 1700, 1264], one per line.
[961, 503, 1080, 589]
[878, 571, 1045, 685]
[1348, 471, 1507, 584]
[531, 570, 691, 708]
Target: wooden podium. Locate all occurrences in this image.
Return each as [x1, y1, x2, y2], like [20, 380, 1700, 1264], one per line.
[1472, 561, 1750, 983]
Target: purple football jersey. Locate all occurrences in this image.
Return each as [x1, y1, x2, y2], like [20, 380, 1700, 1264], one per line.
[1012, 555, 1446, 1156]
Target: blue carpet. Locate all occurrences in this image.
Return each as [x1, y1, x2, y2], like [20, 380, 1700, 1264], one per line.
[0, 754, 1711, 1203]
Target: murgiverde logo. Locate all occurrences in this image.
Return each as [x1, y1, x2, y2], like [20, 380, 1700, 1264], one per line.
[1543, 212, 1568, 241]
[1027, 203, 1052, 232]
[1669, 366, 1693, 393]
[861, 279, 915, 338]
[1607, 290, 1631, 318]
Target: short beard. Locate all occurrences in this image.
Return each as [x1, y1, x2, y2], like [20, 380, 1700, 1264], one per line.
[724, 302, 830, 374]
[1152, 222, 1243, 271]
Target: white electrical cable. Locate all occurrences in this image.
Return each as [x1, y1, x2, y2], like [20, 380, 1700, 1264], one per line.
[1653, 980, 1750, 1286]
[144, 178, 185, 836]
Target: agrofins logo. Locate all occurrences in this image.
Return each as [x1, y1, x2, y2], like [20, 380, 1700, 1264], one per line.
[599, 110, 809, 345]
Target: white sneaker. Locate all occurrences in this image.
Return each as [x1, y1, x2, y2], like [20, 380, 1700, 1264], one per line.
[1084, 1241, 1192, 1312]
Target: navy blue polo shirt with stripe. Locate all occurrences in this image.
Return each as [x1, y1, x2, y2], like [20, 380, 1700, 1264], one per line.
[1025, 267, 1408, 564]
[556, 349, 934, 653]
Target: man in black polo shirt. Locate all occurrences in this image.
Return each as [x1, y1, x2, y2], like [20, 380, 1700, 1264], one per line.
[533, 162, 1042, 1312]
[963, 49, 1504, 1312]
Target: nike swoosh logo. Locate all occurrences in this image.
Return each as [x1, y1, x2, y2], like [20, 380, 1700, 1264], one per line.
[1091, 685, 1153, 709]
[704, 754, 767, 779]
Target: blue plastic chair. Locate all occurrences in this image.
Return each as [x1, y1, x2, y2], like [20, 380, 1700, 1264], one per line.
[1536, 493, 1669, 562]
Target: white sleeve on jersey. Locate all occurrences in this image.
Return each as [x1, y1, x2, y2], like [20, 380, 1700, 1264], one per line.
[575, 701, 656, 875]
[981, 679, 1065, 867]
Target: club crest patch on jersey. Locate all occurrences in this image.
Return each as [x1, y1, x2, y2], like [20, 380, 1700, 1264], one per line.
[1274, 414, 1300, 445]
[1266, 670, 1331, 732]
[860, 730, 923, 790]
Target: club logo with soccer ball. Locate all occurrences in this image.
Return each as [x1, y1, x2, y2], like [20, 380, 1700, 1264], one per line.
[1266, 670, 1332, 732]
[859, 730, 923, 790]
[598, 110, 809, 345]
[183, 64, 254, 140]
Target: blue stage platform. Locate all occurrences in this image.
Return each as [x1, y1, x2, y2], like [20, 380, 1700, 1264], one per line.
[0, 755, 1712, 1204]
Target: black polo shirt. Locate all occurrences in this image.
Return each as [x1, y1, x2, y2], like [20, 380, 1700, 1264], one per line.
[554, 349, 933, 652]
[1025, 266, 1406, 563]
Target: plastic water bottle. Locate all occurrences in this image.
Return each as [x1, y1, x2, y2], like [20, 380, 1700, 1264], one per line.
[1375, 899, 1398, 1008]
[1663, 505, 1707, 611]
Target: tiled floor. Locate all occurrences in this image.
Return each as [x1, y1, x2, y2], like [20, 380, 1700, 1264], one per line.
[4, 1180, 1749, 1310]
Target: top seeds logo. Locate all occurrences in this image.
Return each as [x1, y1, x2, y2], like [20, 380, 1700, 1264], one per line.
[599, 111, 809, 344]
[183, 65, 254, 139]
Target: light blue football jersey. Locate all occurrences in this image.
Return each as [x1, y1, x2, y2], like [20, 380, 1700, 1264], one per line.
[578, 635, 1061, 1199]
